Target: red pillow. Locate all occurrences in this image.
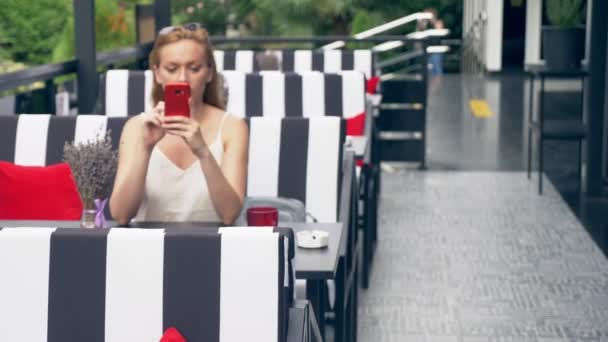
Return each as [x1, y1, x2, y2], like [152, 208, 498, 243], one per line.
[0, 161, 83, 220]
[346, 112, 366, 136]
[366, 76, 381, 94]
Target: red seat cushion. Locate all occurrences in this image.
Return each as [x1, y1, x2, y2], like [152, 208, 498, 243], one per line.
[346, 112, 366, 136]
[0, 161, 83, 220]
[366, 76, 381, 94]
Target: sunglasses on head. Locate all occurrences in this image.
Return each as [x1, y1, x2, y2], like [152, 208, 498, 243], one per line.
[158, 22, 202, 36]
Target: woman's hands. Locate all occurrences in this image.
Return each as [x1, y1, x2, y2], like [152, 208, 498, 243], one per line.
[138, 101, 208, 158]
[139, 101, 166, 150]
[161, 115, 208, 159]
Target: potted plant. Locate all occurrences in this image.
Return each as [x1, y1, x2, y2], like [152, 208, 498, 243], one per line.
[542, 0, 585, 70]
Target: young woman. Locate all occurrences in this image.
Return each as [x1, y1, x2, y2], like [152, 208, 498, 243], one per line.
[109, 24, 248, 225]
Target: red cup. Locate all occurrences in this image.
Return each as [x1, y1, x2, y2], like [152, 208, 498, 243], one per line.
[247, 207, 278, 226]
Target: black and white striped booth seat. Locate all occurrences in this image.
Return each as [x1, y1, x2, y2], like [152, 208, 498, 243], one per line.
[0, 227, 293, 342]
[246, 116, 346, 223]
[99, 69, 154, 117]
[100, 70, 366, 136]
[0, 115, 127, 166]
[213, 49, 375, 79]
[0, 115, 345, 224]
[223, 71, 366, 136]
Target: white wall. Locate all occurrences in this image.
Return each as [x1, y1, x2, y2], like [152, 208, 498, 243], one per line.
[485, 1, 503, 71]
[462, 0, 503, 72]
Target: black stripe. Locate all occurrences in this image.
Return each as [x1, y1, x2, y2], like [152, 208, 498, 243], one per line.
[278, 118, 308, 203]
[284, 74, 303, 117]
[277, 234, 286, 342]
[224, 51, 236, 70]
[106, 117, 128, 151]
[324, 74, 343, 116]
[337, 119, 346, 219]
[312, 52, 323, 71]
[0, 116, 18, 162]
[47, 228, 109, 342]
[281, 50, 294, 71]
[245, 73, 263, 117]
[252, 52, 261, 72]
[46, 116, 77, 165]
[98, 74, 106, 114]
[371, 52, 377, 76]
[127, 71, 146, 115]
[342, 50, 354, 70]
[164, 230, 221, 342]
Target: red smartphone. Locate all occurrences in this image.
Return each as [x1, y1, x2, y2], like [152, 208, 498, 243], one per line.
[164, 82, 191, 117]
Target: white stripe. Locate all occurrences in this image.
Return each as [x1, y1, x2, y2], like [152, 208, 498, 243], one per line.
[220, 232, 279, 342]
[219, 227, 275, 233]
[306, 117, 340, 222]
[340, 71, 366, 118]
[247, 118, 281, 197]
[235, 50, 254, 72]
[220, 226, 289, 291]
[301, 72, 325, 118]
[262, 72, 285, 117]
[105, 70, 129, 117]
[221, 71, 246, 117]
[214, 50, 225, 71]
[0, 227, 56, 341]
[294, 50, 312, 72]
[323, 50, 342, 73]
[144, 70, 154, 113]
[14, 114, 51, 166]
[354, 50, 373, 78]
[273, 51, 283, 70]
[74, 115, 108, 145]
[105, 229, 164, 342]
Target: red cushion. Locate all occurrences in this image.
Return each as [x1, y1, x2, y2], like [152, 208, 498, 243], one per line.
[366, 76, 381, 94]
[0, 161, 83, 220]
[346, 112, 366, 136]
[160, 327, 186, 342]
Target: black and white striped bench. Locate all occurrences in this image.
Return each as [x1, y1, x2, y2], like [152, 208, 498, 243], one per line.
[214, 49, 375, 79]
[224, 71, 366, 136]
[0, 227, 293, 341]
[98, 70, 154, 117]
[99, 70, 367, 137]
[246, 116, 346, 223]
[0, 114, 358, 341]
[0, 115, 349, 224]
[0, 114, 127, 166]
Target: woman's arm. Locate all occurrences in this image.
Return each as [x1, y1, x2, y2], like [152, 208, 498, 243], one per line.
[109, 115, 161, 225]
[198, 117, 248, 224]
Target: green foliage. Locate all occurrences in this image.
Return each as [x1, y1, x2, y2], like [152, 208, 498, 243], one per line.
[545, 0, 584, 28]
[53, 0, 136, 62]
[1, 0, 462, 66]
[0, 0, 70, 65]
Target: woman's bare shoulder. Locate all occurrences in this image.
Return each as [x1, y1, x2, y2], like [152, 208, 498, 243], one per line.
[120, 115, 144, 139]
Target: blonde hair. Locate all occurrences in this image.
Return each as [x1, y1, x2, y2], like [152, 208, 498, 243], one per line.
[149, 26, 225, 109]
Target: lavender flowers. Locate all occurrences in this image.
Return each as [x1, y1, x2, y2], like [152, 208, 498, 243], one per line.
[63, 131, 118, 209]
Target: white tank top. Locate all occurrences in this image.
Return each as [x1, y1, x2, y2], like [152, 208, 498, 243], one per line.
[134, 113, 229, 222]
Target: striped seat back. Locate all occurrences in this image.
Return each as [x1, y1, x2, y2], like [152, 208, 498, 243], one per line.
[222, 70, 366, 135]
[0, 115, 127, 166]
[214, 49, 375, 78]
[0, 227, 292, 342]
[246, 116, 345, 222]
[101, 70, 154, 117]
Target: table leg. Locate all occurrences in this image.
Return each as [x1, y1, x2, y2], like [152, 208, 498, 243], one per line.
[306, 280, 326, 341]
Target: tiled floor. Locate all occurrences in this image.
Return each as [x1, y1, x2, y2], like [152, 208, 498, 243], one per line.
[358, 172, 608, 341]
[357, 73, 608, 341]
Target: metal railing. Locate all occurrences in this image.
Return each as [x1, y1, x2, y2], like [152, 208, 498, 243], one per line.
[0, 4, 460, 115]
